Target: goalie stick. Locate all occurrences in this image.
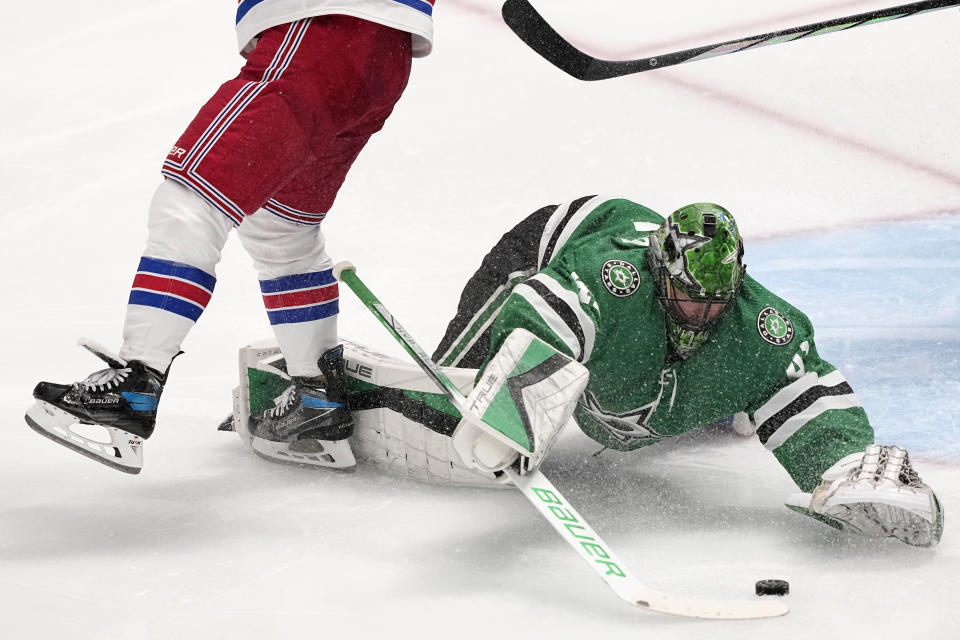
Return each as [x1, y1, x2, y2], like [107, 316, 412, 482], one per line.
[333, 261, 789, 620]
[501, 0, 960, 80]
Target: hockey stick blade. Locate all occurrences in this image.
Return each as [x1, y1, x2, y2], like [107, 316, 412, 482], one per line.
[508, 468, 788, 619]
[502, 0, 960, 80]
[335, 261, 789, 619]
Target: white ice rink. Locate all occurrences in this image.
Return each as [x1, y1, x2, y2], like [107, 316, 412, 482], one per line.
[2, 1, 959, 638]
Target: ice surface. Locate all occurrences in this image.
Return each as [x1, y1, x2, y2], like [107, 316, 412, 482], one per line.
[1, 1, 958, 638]
[749, 217, 960, 460]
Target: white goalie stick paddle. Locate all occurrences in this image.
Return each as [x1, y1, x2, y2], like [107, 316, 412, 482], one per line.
[334, 261, 788, 619]
[509, 469, 789, 619]
[501, 0, 960, 80]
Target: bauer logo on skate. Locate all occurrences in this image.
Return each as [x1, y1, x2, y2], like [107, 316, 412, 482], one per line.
[259, 269, 338, 325]
[531, 486, 626, 578]
[129, 257, 216, 322]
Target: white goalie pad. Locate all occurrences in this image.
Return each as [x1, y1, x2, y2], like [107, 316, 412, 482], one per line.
[451, 329, 590, 475]
[786, 444, 943, 547]
[228, 338, 507, 488]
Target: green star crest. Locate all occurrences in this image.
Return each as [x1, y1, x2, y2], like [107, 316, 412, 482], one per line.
[601, 260, 640, 297]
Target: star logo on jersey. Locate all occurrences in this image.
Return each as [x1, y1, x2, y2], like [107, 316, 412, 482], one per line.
[579, 390, 664, 443]
[578, 367, 678, 444]
[757, 306, 794, 346]
[601, 260, 640, 297]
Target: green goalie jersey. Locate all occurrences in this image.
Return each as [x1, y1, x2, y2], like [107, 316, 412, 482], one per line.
[481, 197, 873, 491]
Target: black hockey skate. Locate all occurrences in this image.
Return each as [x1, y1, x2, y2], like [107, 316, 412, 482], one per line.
[250, 345, 356, 470]
[24, 339, 167, 474]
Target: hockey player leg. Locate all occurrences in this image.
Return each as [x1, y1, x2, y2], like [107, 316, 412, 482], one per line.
[239, 213, 355, 470]
[786, 444, 943, 547]
[451, 329, 589, 474]
[26, 181, 229, 474]
[24, 340, 168, 474]
[120, 179, 230, 371]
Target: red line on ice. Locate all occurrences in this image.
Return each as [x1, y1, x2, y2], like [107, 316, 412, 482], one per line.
[454, 0, 960, 191]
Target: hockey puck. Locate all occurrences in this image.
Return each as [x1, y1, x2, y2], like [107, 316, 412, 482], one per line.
[755, 579, 790, 596]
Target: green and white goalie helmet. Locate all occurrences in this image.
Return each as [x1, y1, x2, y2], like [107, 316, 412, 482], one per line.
[647, 203, 746, 355]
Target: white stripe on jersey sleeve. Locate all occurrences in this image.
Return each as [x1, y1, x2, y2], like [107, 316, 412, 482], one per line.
[753, 369, 848, 427]
[537, 195, 613, 267]
[435, 268, 535, 366]
[526, 273, 596, 363]
[514, 282, 584, 361]
[763, 394, 864, 451]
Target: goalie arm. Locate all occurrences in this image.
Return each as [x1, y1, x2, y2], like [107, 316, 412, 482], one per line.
[744, 331, 874, 492]
[478, 263, 601, 370]
[737, 319, 942, 547]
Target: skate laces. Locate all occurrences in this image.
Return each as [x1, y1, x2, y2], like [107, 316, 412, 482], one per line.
[266, 384, 298, 418]
[79, 366, 132, 392]
[73, 338, 136, 392]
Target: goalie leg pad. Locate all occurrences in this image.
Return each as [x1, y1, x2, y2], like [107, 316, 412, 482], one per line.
[229, 338, 507, 486]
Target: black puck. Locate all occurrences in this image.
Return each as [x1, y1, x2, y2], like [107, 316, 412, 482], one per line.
[755, 579, 790, 596]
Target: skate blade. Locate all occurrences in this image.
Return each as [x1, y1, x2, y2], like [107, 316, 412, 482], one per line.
[251, 435, 357, 472]
[25, 401, 144, 475]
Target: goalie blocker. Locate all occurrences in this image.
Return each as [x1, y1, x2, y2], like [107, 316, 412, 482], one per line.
[452, 329, 589, 474]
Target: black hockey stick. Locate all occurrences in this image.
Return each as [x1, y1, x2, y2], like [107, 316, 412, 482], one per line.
[501, 0, 960, 80]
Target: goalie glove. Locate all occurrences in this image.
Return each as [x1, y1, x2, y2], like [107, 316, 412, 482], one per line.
[452, 329, 589, 475]
[786, 445, 943, 547]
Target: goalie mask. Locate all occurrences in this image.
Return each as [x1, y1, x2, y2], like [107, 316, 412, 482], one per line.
[647, 203, 745, 356]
